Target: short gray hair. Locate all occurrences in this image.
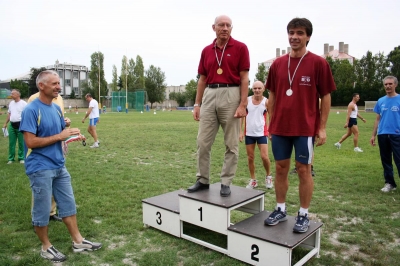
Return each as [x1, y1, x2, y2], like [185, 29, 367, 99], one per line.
[11, 89, 21, 96]
[36, 70, 59, 89]
[383, 76, 398, 85]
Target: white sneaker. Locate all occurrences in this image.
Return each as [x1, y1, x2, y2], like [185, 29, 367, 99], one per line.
[246, 179, 258, 189]
[7, 161, 13, 164]
[265, 176, 273, 189]
[20, 160, 25, 164]
[334, 142, 341, 149]
[354, 147, 363, 152]
[381, 183, 396, 192]
[90, 143, 99, 148]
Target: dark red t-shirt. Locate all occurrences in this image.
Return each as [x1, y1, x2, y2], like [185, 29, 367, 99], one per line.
[266, 52, 336, 136]
[198, 37, 250, 84]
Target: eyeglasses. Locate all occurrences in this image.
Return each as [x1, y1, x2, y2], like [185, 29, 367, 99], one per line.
[384, 83, 393, 86]
[216, 23, 232, 29]
[253, 87, 263, 90]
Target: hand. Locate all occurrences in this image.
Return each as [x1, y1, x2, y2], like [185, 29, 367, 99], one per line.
[315, 128, 327, 147]
[344, 123, 348, 128]
[362, 118, 367, 123]
[234, 105, 246, 118]
[370, 136, 376, 146]
[59, 128, 81, 140]
[193, 107, 200, 121]
[82, 118, 85, 123]
[64, 117, 71, 127]
[239, 133, 244, 142]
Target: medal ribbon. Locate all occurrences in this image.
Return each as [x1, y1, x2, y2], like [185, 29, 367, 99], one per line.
[288, 51, 308, 90]
[215, 39, 229, 70]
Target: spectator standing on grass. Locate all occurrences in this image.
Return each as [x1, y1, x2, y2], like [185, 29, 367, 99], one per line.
[28, 91, 65, 222]
[334, 93, 366, 152]
[187, 14, 250, 197]
[82, 93, 100, 148]
[20, 70, 102, 262]
[370, 76, 400, 192]
[2, 89, 27, 164]
[240, 81, 273, 189]
[264, 18, 336, 233]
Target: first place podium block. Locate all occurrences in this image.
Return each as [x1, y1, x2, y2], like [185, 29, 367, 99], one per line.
[179, 183, 265, 254]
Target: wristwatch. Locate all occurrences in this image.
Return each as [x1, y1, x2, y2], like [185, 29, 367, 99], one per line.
[194, 104, 200, 107]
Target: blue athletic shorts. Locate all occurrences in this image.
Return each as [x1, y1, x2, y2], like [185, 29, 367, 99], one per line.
[245, 135, 268, 145]
[28, 167, 77, 226]
[348, 118, 357, 128]
[271, 135, 314, 164]
[89, 117, 99, 126]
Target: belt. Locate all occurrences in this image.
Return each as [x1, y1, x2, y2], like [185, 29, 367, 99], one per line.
[208, 83, 239, 88]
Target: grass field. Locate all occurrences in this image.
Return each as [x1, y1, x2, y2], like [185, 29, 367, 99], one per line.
[0, 107, 399, 266]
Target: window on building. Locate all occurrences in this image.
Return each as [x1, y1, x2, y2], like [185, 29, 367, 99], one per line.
[57, 70, 63, 78]
[73, 72, 78, 79]
[65, 79, 71, 86]
[73, 87, 79, 94]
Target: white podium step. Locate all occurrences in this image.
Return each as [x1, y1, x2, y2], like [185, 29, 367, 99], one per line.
[179, 183, 265, 253]
[142, 189, 182, 237]
[227, 210, 323, 266]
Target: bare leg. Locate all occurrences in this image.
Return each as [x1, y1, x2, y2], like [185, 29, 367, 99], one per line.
[63, 215, 84, 244]
[275, 159, 290, 203]
[295, 162, 314, 208]
[246, 144, 256, 179]
[338, 128, 352, 144]
[258, 143, 271, 176]
[87, 125, 98, 143]
[35, 226, 52, 250]
[351, 126, 359, 147]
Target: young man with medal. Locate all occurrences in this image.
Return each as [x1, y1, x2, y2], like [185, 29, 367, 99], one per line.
[187, 15, 250, 197]
[264, 18, 336, 233]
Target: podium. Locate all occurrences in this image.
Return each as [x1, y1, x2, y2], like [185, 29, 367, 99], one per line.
[142, 183, 322, 265]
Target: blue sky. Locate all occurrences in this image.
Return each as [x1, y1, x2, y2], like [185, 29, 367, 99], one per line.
[0, 0, 398, 86]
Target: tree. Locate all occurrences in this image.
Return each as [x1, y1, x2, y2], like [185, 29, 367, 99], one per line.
[28, 67, 46, 96]
[254, 63, 268, 97]
[354, 51, 390, 102]
[10, 79, 29, 98]
[388, 45, 400, 79]
[83, 51, 108, 102]
[111, 65, 118, 92]
[327, 57, 356, 105]
[169, 91, 187, 107]
[133, 55, 145, 90]
[70, 89, 76, 99]
[185, 79, 197, 103]
[255, 63, 268, 83]
[120, 55, 128, 92]
[127, 58, 136, 91]
[145, 65, 166, 108]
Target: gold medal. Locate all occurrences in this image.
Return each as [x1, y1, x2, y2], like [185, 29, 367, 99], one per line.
[217, 68, 223, 75]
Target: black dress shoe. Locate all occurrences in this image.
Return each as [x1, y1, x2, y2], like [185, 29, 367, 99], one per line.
[49, 214, 63, 222]
[187, 181, 209, 193]
[220, 184, 231, 197]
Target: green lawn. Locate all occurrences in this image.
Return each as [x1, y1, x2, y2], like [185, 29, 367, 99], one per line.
[0, 107, 399, 265]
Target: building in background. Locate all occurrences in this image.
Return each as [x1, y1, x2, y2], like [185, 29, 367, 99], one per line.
[259, 42, 356, 71]
[0, 60, 90, 98]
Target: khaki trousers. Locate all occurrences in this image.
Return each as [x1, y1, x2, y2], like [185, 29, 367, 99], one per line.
[196, 86, 241, 186]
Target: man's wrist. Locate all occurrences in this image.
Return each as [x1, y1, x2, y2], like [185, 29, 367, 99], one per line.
[194, 104, 200, 107]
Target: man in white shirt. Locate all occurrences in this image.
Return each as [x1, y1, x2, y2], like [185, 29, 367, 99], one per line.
[2, 89, 27, 164]
[82, 93, 100, 148]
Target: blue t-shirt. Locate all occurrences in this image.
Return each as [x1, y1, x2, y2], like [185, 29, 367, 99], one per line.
[20, 98, 66, 174]
[374, 94, 400, 135]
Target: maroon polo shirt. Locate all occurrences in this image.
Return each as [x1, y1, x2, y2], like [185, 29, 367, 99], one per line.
[198, 37, 250, 85]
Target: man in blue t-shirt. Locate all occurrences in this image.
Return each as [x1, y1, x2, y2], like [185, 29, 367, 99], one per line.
[370, 76, 400, 192]
[20, 70, 102, 263]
